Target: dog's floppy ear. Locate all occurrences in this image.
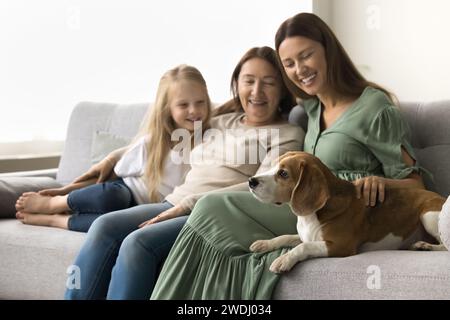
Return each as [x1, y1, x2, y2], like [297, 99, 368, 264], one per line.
[290, 161, 330, 216]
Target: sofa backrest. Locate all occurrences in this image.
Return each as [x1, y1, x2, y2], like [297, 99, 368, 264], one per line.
[57, 102, 149, 184]
[289, 101, 450, 197]
[58, 100, 450, 197]
[400, 101, 450, 197]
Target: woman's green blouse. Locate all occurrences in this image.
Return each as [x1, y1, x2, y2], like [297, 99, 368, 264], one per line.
[303, 87, 424, 181]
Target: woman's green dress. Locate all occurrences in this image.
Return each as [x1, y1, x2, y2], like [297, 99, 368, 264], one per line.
[151, 87, 423, 299]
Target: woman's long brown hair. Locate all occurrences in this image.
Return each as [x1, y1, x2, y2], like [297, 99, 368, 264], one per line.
[275, 12, 395, 104]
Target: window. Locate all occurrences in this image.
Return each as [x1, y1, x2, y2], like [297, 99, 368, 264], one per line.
[1, 0, 312, 148]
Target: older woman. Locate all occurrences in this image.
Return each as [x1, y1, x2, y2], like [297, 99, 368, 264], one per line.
[65, 46, 304, 300]
[151, 13, 427, 299]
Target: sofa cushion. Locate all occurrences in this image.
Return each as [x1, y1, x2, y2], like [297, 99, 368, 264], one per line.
[90, 131, 130, 164]
[56, 102, 149, 185]
[398, 101, 450, 196]
[274, 250, 450, 299]
[0, 219, 85, 299]
[0, 177, 62, 219]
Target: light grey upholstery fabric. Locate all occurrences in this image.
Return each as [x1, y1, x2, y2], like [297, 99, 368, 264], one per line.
[0, 220, 85, 299]
[399, 101, 450, 196]
[0, 100, 449, 300]
[56, 102, 149, 184]
[90, 131, 131, 164]
[273, 251, 450, 300]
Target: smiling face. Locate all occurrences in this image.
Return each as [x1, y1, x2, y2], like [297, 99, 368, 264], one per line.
[278, 36, 329, 97]
[237, 58, 282, 126]
[169, 80, 209, 132]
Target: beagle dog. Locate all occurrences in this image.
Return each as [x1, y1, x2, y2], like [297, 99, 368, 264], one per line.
[248, 151, 447, 273]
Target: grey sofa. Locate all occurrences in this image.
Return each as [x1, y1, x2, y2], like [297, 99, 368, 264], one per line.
[0, 101, 449, 300]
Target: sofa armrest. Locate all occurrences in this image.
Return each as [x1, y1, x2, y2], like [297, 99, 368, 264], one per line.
[0, 175, 62, 219]
[0, 168, 58, 179]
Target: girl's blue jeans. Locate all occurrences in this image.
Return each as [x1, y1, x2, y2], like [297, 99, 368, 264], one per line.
[67, 178, 136, 232]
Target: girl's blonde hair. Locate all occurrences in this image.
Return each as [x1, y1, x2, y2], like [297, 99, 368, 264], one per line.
[136, 64, 211, 202]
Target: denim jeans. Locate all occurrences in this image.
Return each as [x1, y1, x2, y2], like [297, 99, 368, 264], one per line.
[64, 201, 188, 300]
[67, 178, 136, 232]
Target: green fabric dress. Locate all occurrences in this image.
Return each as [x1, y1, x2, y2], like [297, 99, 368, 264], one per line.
[151, 87, 423, 300]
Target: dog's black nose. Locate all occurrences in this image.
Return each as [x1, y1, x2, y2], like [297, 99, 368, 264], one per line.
[248, 177, 259, 189]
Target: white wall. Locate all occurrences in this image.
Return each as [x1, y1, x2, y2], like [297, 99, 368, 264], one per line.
[0, 0, 311, 145]
[314, 0, 450, 102]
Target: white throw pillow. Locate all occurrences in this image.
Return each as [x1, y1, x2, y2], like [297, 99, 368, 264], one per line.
[90, 131, 130, 164]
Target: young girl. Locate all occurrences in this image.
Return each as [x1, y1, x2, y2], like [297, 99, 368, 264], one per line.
[15, 64, 212, 232]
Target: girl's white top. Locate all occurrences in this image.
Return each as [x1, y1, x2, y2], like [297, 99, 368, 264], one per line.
[114, 135, 190, 204]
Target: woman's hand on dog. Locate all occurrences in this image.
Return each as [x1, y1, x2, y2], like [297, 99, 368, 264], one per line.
[352, 176, 386, 207]
[138, 205, 187, 228]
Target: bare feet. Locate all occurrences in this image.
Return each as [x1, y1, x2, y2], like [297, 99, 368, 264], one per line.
[14, 192, 33, 211]
[15, 192, 69, 214]
[16, 211, 70, 229]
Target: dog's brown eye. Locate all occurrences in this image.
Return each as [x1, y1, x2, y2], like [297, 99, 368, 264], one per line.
[278, 169, 289, 179]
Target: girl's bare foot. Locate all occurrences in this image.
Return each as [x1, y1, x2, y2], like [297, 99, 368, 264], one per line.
[16, 211, 70, 229]
[15, 192, 69, 214]
[14, 192, 34, 211]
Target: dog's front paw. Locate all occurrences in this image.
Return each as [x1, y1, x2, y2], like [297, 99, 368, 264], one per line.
[410, 241, 433, 251]
[269, 253, 296, 273]
[250, 240, 272, 253]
